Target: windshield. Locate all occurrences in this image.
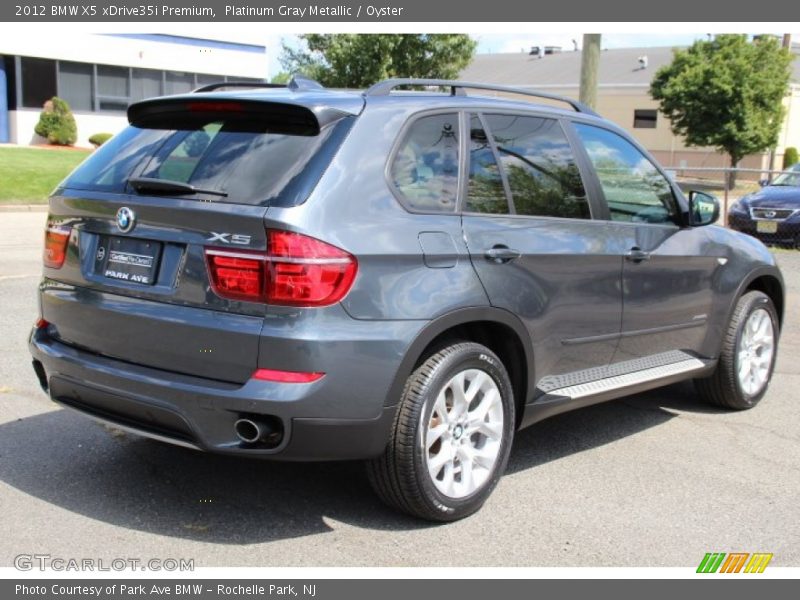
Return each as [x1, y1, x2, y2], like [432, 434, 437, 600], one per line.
[771, 164, 800, 187]
[62, 113, 354, 207]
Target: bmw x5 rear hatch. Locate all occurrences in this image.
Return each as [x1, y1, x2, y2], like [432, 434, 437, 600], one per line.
[40, 94, 358, 383]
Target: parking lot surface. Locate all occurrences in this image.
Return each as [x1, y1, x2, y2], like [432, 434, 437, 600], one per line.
[1, 211, 798, 567]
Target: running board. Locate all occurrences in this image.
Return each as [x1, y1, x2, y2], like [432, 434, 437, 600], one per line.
[541, 357, 708, 403]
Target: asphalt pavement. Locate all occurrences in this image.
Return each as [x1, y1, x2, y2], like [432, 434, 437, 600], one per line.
[1, 211, 798, 567]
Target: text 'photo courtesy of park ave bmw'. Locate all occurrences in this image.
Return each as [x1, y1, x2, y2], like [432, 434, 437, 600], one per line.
[23, 33, 787, 523]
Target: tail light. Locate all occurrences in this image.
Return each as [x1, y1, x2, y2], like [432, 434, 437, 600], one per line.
[43, 224, 71, 269]
[205, 250, 264, 302]
[205, 230, 357, 307]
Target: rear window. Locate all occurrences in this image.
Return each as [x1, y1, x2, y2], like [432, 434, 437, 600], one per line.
[63, 110, 354, 207]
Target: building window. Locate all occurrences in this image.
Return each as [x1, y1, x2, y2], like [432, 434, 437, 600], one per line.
[15, 55, 264, 114]
[58, 62, 93, 111]
[131, 68, 163, 103]
[97, 65, 130, 112]
[165, 71, 195, 95]
[20, 57, 56, 108]
[633, 109, 658, 129]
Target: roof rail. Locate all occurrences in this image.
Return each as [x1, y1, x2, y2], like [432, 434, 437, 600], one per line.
[193, 74, 326, 94]
[192, 82, 283, 93]
[364, 78, 598, 116]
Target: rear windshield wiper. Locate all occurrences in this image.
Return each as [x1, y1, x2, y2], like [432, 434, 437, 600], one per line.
[127, 177, 228, 197]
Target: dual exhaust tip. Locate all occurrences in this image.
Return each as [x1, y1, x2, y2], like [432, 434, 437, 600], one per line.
[234, 416, 283, 448]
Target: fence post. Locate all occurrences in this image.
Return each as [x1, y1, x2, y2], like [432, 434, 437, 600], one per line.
[723, 184, 729, 227]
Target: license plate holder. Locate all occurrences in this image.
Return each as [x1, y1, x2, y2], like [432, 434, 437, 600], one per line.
[97, 236, 162, 286]
[756, 220, 778, 234]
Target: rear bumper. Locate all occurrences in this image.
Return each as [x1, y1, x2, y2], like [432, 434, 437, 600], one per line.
[29, 323, 415, 461]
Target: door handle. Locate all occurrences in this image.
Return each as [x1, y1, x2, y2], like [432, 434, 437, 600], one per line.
[625, 247, 651, 262]
[484, 245, 521, 264]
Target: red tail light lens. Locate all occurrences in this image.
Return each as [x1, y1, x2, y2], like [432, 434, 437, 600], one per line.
[252, 368, 325, 383]
[43, 224, 71, 269]
[204, 231, 357, 307]
[266, 230, 357, 306]
[205, 250, 265, 302]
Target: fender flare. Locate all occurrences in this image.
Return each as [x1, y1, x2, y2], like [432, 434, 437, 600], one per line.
[708, 265, 785, 360]
[383, 306, 535, 409]
[730, 265, 785, 323]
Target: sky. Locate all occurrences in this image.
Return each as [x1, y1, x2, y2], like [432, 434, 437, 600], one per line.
[262, 33, 712, 78]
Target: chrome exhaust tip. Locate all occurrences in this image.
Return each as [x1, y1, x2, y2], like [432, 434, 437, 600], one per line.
[234, 418, 266, 444]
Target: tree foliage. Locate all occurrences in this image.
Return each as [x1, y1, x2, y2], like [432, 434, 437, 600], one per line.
[280, 34, 477, 88]
[650, 35, 792, 177]
[783, 146, 798, 169]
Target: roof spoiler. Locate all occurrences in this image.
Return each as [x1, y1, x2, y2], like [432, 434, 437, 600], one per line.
[127, 98, 325, 135]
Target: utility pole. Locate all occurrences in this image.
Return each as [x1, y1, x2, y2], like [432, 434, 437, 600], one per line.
[579, 34, 601, 110]
[768, 34, 792, 176]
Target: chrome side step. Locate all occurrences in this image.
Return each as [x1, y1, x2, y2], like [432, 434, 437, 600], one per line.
[542, 357, 707, 402]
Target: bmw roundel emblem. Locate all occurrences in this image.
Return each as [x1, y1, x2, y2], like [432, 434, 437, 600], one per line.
[116, 207, 135, 233]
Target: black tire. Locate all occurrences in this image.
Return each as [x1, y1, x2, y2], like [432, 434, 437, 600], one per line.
[367, 342, 515, 522]
[694, 291, 779, 410]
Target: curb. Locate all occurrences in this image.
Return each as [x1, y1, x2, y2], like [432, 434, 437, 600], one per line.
[0, 205, 48, 213]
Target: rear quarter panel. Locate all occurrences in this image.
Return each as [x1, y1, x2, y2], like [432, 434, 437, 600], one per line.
[263, 99, 490, 320]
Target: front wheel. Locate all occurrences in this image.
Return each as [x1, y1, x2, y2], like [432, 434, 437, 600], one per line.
[695, 291, 779, 409]
[367, 342, 515, 521]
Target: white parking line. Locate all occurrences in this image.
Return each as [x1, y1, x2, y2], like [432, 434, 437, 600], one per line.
[0, 274, 39, 281]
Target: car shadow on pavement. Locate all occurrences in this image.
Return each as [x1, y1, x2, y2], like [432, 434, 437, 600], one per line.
[0, 380, 726, 543]
[507, 380, 727, 474]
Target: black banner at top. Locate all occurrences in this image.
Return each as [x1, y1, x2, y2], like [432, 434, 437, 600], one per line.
[1, 0, 798, 22]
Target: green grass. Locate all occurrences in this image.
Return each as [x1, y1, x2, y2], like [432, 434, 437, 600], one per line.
[0, 146, 91, 204]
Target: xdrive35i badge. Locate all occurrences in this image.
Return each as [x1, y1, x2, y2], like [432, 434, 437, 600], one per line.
[116, 207, 135, 233]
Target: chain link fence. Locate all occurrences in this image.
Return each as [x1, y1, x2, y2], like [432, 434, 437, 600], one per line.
[667, 166, 800, 249]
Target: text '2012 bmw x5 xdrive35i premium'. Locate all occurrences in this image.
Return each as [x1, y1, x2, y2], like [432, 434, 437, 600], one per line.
[29, 77, 784, 521]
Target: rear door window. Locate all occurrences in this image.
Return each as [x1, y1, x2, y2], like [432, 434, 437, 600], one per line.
[483, 114, 590, 219]
[465, 115, 510, 214]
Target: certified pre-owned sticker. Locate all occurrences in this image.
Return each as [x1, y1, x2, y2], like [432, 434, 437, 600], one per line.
[108, 251, 154, 268]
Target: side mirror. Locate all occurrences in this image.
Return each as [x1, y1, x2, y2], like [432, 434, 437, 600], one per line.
[688, 190, 720, 227]
[758, 178, 769, 187]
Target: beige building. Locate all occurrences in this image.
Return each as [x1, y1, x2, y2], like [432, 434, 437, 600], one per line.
[460, 46, 800, 173]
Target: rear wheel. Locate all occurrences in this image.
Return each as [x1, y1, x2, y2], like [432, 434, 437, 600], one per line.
[695, 291, 779, 409]
[367, 342, 515, 521]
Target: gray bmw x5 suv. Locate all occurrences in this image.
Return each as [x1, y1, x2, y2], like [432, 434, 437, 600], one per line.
[29, 77, 784, 521]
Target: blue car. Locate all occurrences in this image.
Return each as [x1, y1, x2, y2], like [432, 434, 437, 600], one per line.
[729, 163, 800, 247]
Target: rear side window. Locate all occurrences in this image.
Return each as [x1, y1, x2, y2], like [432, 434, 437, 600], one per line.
[466, 115, 509, 214]
[573, 123, 677, 224]
[63, 109, 354, 207]
[390, 113, 459, 212]
[484, 114, 589, 219]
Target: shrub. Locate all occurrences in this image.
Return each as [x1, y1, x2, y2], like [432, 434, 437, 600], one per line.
[89, 133, 113, 147]
[34, 97, 77, 146]
[783, 147, 798, 169]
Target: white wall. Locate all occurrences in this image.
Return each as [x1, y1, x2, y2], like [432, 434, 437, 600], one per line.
[0, 33, 267, 78]
[11, 109, 127, 148]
